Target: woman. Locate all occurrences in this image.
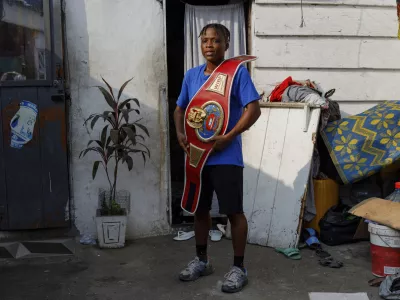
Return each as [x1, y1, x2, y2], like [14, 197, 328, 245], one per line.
[174, 23, 261, 293]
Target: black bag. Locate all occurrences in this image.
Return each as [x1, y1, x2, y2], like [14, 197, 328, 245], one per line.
[318, 204, 361, 246]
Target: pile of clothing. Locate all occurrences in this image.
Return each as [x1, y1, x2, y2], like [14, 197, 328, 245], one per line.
[267, 76, 339, 132]
[267, 76, 335, 110]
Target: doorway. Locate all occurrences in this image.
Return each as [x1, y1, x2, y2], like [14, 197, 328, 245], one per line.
[166, 0, 250, 225]
[0, 0, 70, 230]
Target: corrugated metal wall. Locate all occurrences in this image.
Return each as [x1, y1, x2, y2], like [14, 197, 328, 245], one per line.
[251, 0, 399, 116]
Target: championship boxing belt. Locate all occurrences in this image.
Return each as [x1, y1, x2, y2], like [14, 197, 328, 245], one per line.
[181, 55, 257, 214]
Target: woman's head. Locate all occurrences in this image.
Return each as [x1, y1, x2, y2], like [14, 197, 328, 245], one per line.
[199, 23, 230, 64]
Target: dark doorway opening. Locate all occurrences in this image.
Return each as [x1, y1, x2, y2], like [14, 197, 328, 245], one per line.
[166, 0, 250, 225]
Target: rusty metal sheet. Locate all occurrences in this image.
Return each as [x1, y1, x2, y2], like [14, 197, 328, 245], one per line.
[39, 88, 69, 228]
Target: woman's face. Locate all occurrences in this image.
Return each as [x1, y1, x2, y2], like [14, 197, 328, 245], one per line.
[200, 28, 228, 64]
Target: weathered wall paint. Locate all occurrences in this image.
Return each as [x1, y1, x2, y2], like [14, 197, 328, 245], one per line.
[65, 0, 170, 238]
[252, 0, 399, 116]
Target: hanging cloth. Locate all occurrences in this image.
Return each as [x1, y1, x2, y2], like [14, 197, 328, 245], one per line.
[184, 3, 247, 72]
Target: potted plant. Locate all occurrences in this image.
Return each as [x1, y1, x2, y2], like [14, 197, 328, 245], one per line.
[80, 78, 150, 248]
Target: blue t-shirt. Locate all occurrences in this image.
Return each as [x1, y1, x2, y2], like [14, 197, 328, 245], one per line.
[176, 64, 260, 167]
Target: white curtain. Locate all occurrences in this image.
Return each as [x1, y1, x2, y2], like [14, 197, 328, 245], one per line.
[184, 3, 247, 72]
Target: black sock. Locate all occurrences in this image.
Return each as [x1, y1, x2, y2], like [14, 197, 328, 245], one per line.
[196, 245, 208, 262]
[234, 256, 244, 269]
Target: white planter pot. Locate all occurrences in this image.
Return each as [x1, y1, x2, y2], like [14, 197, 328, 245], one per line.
[96, 209, 127, 249]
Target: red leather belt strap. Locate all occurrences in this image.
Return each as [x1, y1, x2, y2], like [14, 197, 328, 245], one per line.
[181, 55, 257, 214]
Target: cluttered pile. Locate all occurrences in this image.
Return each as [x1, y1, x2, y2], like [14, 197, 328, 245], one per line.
[266, 76, 340, 133]
[267, 76, 334, 110]
[315, 101, 400, 299]
[268, 77, 400, 298]
[351, 188, 400, 299]
[266, 76, 346, 267]
[317, 101, 400, 299]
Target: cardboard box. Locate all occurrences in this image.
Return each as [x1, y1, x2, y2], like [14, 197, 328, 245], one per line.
[353, 219, 369, 240]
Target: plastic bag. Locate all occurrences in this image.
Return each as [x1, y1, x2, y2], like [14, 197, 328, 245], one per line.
[80, 234, 96, 245]
[319, 204, 361, 246]
[379, 273, 400, 299]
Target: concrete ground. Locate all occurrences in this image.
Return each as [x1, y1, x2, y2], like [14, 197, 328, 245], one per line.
[0, 235, 381, 300]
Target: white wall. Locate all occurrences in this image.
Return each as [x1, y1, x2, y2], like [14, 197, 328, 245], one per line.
[65, 0, 170, 239]
[252, 0, 399, 116]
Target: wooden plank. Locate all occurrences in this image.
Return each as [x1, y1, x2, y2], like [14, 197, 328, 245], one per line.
[254, 68, 400, 102]
[255, 0, 395, 7]
[255, 38, 400, 70]
[255, 5, 397, 37]
[242, 108, 270, 219]
[337, 102, 378, 117]
[244, 108, 289, 246]
[243, 107, 320, 248]
[267, 108, 320, 248]
[260, 102, 319, 108]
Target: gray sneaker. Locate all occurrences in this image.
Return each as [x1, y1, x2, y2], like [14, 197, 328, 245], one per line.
[179, 257, 214, 281]
[221, 266, 248, 293]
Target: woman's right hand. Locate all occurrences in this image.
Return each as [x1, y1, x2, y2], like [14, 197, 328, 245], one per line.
[177, 132, 189, 155]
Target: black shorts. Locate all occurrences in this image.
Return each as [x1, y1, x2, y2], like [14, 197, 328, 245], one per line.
[197, 165, 244, 215]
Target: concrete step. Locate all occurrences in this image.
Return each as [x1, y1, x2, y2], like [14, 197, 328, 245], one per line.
[0, 239, 75, 259]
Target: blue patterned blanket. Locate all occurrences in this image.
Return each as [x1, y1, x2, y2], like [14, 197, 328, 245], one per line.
[321, 101, 400, 184]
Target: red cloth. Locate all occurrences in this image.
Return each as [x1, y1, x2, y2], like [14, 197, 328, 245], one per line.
[269, 76, 301, 102]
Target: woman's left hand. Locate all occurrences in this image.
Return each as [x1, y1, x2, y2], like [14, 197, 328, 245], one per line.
[211, 134, 234, 152]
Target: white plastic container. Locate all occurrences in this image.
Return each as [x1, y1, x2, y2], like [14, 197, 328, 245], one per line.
[96, 209, 127, 249]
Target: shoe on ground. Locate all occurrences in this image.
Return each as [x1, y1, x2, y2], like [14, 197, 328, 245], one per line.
[179, 257, 214, 281]
[221, 266, 248, 293]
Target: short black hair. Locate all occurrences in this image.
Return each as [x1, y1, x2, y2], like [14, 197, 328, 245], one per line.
[199, 23, 230, 43]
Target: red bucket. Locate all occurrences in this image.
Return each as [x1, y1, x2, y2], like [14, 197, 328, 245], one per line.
[369, 223, 400, 277]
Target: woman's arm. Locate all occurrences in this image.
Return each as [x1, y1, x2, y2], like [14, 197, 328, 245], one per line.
[212, 101, 261, 151]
